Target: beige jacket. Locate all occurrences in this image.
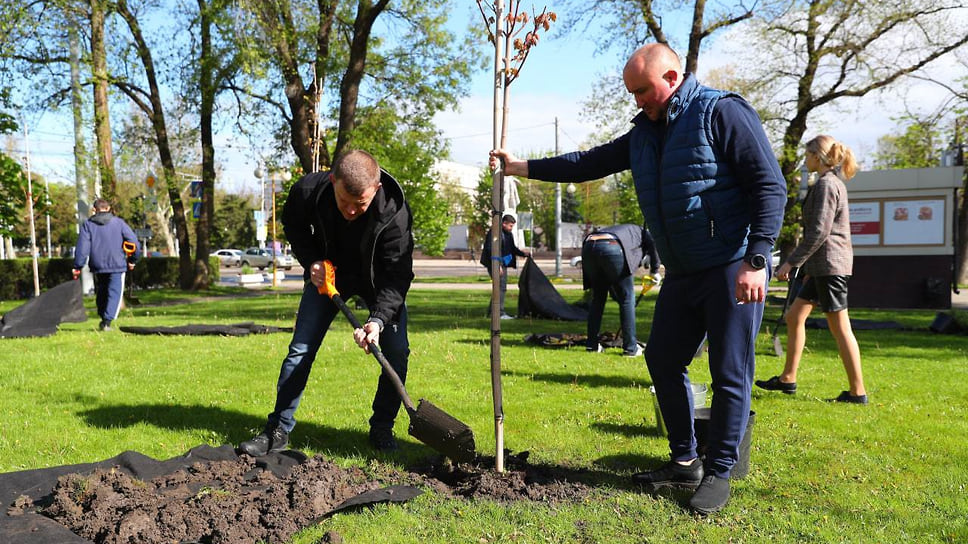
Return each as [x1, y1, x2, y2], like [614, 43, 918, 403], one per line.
[786, 170, 853, 276]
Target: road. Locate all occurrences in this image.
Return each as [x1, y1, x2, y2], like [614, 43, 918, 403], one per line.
[216, 257, 585, 290]
[214, 259, 968, 309]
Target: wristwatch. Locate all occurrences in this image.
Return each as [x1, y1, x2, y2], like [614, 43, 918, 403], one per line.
[744, 254, 767, 270]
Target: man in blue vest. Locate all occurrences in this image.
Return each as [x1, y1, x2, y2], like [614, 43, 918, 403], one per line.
[490, 43, 786, 514]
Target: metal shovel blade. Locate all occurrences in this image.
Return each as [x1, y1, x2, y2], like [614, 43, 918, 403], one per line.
[408, 399, 476, 464]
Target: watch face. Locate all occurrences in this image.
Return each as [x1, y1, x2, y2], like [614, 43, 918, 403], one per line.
[749, 254, 766, 269]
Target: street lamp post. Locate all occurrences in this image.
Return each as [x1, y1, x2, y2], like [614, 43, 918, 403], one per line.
[254, 165, 292, 287]
[253, 164, 266, 249]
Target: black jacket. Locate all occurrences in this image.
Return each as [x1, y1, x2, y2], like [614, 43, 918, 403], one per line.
[479, 227, 527, 269]
[282, 169, 414, 325]
[582, 224, 660, 290]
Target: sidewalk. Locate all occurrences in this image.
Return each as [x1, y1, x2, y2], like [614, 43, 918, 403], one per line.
[220, 258, 584, 291]
[220, 260, 968, 308]
[953, 288, 968, 310]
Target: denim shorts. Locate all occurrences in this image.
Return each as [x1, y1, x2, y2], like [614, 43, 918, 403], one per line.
[797, 275, 851, 313]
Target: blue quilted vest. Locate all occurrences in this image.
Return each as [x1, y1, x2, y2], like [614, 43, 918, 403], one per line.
[629, 76, 749, 275]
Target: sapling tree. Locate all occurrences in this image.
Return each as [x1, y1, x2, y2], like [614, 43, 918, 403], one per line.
[476, 0, 556, 472]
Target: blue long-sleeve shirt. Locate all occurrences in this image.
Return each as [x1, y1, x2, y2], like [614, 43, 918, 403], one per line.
[528, 96, 786, 263]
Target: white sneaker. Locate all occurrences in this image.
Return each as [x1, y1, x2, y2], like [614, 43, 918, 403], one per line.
[500, 313, 515, 320]
[623, 344, 645, 357]
[586, 343, 604, 353]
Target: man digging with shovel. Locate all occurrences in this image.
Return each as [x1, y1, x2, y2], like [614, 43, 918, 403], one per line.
[239, 150, 415, 456]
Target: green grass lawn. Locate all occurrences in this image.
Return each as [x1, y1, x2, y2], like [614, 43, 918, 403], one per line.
[1, 286, 967, 543]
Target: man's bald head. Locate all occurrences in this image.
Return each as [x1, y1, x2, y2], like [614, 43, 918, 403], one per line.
[624, 43, 681, 76]
[623, 43, 683, 122]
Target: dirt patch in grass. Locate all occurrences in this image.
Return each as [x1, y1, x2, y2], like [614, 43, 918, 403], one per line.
[36, 450, 592, 544]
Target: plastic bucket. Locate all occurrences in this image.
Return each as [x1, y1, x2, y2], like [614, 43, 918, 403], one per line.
[693, 407, 755, 479]
[650, 383, 708, 436]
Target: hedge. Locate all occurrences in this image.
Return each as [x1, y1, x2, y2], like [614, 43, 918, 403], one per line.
[0, 257, 220, 301]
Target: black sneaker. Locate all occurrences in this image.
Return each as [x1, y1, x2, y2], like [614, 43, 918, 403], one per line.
[755, 375, 797, 394]
[238, 425, 289, 457]
[632, 458, 703, 490]
[689, 474, 730, 515]
[369, 426, 398, 451]
[829, 391, 868, 404]
[98, 320, 112, 332]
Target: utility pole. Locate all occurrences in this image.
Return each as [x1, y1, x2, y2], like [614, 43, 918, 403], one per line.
[69, 26, 89, 230]
[22, 116, 40, 297]
[554, 117, 562, 277]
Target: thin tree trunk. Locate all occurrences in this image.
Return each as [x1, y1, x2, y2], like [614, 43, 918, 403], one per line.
[254, 0, 336, 173]
[957, 188, 968, 285]
[488, 0, 506, 474]
[193, 0, 216, 289]
[69, 26, 90, 228]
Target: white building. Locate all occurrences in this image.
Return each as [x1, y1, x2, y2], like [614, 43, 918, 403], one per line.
[431, 159, 583, 251]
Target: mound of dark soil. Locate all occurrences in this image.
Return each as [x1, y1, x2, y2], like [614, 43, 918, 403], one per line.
[5, 448, 592, 544]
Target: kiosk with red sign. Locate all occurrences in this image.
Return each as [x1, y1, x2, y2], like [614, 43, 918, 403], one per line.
[843, 166, 963, 308]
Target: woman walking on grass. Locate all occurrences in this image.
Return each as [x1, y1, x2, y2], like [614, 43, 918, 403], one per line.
[756, 135, 868, 404]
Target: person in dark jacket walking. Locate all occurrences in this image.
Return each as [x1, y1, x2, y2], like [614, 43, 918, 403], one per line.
[71, 198, 140, 331]
[239, 150, 414, 456]
[582, 224, 659, 357]
[490, 43, 786, 514]
[479, 214, 530, 319]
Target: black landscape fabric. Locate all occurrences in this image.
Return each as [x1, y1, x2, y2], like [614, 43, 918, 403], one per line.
[0, 280, 87, 338]
[516, 257, 588, 321]
[0, 444, 419, 544]
[119, 322, 293, 336]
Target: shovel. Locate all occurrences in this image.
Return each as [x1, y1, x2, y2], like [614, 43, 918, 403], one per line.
[317, 260, 476, 463]
[122, 241, 141, 306]
[771, 267, 800, 357]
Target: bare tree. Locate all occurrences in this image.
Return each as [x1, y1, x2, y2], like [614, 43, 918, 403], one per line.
[477, 0, 556, 473]
[559, 0, 760, 73]
[729, 0, 968, 250]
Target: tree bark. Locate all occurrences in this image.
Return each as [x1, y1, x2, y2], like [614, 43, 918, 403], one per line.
[254, 0, 337, 173]
[193, 0, 216, 289]
[90, 0, 116, 201]
[334, 0, 389, 158]
[115, 0, 193, 288]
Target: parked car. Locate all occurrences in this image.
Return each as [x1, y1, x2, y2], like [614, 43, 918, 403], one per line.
[211, 249, 242, 267]
[241, 247, 293, 270]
